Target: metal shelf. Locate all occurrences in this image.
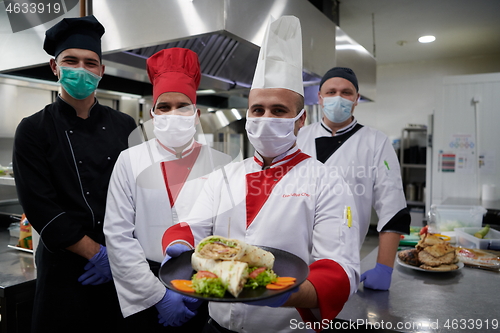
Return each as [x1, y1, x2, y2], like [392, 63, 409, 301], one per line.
[406, 200, 425, 207]
[402, 127, 426, 132]
[400, 127, 427, 205]
[401, 164, 426, 169]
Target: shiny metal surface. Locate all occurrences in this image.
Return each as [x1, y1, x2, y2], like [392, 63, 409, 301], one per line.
[0, 0, 338, 77]
[0, 230, 36, 298]
[94, 0, 336, 76]
[199, 108, 245, 133]
[336, 27, 376, 101]
[1, 0, 376, 111]
[0, 74, 142, 138]
[93, 0, 339, 96]
[0, 177, 15, 186]
[337, 248, 500, 333]
[0, 5, 80, 73]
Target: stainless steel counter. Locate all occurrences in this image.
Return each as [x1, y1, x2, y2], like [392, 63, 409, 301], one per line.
[337, 247, 500, 333]
[0, 176, 15, 186]
[0, 231, 35, 295]
[0, 229, 36, 333]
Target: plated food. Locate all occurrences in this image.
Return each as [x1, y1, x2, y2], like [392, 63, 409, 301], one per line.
[398, 230, 460, 271]
[171, 236, 296, 298]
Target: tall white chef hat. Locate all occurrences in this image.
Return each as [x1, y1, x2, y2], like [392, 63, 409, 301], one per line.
[251, 16, 304, 96]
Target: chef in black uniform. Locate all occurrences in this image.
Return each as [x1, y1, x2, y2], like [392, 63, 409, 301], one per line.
[12, 15, 137, 333]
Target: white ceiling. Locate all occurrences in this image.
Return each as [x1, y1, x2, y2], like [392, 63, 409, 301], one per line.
[337, 0, 500, 65]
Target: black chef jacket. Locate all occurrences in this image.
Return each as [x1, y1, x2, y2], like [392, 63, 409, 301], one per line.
[13, 96, 137, 333]
[13, 96, 136, 250]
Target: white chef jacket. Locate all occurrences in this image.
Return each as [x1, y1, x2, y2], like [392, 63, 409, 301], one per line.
[104, 138, 231, 317]
[296, 119, 408, 246]
[162, 146, 360, 333]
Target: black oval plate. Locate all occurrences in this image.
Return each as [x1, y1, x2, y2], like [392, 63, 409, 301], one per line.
[159, 246, 309, 302]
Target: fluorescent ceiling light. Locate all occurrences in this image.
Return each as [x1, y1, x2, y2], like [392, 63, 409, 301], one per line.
[231, 108, 242, 120]
[197, 89, 216, 95]
[418, 35, 436, 43]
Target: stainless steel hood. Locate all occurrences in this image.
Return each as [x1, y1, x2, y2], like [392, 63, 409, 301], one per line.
[0, 0, 376, 104]
[95, 0, 342, 105]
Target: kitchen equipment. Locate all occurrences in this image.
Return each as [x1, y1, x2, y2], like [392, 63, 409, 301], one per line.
[455, 227, 500, 250]
[482, 184, 497, 201]
[406, 183, 416, 201]
[432, 204, 486, 232]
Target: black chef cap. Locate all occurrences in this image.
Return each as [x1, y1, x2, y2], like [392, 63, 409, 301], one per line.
[319, 67, 359, 92]
[43, 15, 105, 60]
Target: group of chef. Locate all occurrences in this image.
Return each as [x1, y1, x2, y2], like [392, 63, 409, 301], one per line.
[13, 13, 409, 333]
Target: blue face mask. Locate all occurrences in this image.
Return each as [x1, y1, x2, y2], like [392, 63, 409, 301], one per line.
[321, 95, 354, 123]
[58, 66, 102, 100]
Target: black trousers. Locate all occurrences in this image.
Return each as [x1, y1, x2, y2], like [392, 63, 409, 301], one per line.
[119, 260, 210, 333]
[122, 301, 209, 333]
[202, 317, 238, 333]
[32, 245, 125, 333]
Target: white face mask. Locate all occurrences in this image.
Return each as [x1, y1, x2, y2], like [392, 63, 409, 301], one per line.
[245, 109, 305, 158]
[151, 107, 197, 148]
[321, 95, 354, 123]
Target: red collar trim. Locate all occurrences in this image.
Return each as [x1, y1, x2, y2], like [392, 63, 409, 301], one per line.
[253, 146, 300, 169]
[245, 150, 310, 228]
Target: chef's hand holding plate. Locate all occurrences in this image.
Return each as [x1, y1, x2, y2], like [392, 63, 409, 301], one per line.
[155, 289, 201, 327]
[156, 243, 203, 326]
[244, 285, 299, 307]
[78, 244, 113, 285]
[360, 263, 393, 290]
[162, 243, 191, 265]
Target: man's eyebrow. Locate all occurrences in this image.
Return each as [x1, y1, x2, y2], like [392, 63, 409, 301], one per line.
[61, 55, 99, 63]
[61, 55, 78, 61]
[156, 102, 191, 107]
[271, 103, 290, 109]
[249, 103, 290, 110]
[249, 103, 264, 109]
[156, 102, 171, 107]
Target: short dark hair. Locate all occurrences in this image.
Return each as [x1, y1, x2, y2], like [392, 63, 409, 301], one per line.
[295, 94, 305, 114]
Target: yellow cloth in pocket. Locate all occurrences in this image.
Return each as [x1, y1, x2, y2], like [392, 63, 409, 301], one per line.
[17, 214, 32, 250]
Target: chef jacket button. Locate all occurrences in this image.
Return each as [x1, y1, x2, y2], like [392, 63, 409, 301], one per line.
[107, 157, 111, 160]
[97, 221, 101, 225]
[78, 160, 82, 164]
[69, 130, 73, 134]
[86, 192, 90, 195]
[102, 126, 106, 130]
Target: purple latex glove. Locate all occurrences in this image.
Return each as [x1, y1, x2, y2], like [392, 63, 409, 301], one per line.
[244, 286, 299, 307]
[162, 243, 191, 266]
[360, 263, 393, 290]
[155, 289, 203, 327]
[78, 244, 113, 286]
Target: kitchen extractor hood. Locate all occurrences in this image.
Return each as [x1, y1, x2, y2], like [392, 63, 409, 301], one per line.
[0, 0, 376, 105]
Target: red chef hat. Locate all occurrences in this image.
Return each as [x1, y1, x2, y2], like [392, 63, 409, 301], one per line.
[146, 48, 201, 105]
